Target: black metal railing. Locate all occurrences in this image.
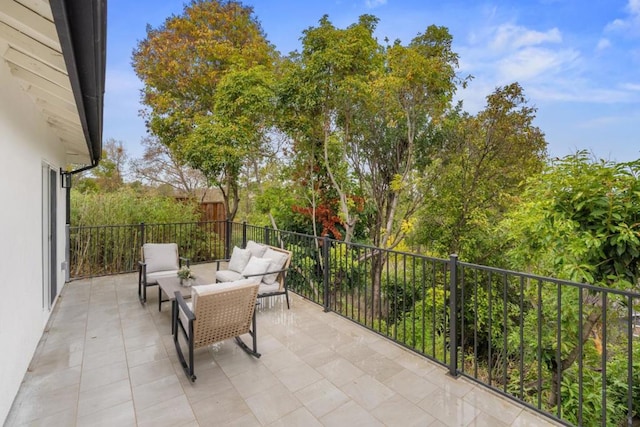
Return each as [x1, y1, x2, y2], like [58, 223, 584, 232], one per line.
[68, 220, 639, 426]
[68, 221, 226, 278]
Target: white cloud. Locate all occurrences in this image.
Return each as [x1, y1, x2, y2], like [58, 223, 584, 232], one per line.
[497, 47, 579, 81]
[605, 18, 629, 32]
[365, 0, 387, 9]
[490, 24, 561, 51]
[528, 83, 634, 103]
[604, 0, 640, 35]
[596, 38, 611, 51]
[621, 82, 640, 91]
[454, 17, 640, 110]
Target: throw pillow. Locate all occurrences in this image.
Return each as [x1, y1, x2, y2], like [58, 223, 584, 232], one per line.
[241, 256, 271, 283]
[246, 240, 267, 258]
[261, 248, 289, 285]
[228, 246, 252, 273]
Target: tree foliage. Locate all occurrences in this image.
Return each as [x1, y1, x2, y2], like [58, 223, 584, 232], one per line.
[132, 0, 278, 220]
[499, 152, 640, 421]
[502, 151, 640, 288]
[413, 83, 547, 263]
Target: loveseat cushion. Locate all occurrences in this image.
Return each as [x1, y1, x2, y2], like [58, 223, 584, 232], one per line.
[246, 240, 267, 258]
[262, 248, 289, 285]
[216, 269, 244, 283]
[258, 282, 281, 295]
[241, 256, 271, 283]
[228, 246, 251, 273]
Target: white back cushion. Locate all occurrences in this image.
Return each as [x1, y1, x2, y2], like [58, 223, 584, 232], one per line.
[246, 240, 267, 258]
[241, 256, 271, 282]
[228, 246, 252, 273]
[262, 248, 289, 284]
[143, 243, 179, 273]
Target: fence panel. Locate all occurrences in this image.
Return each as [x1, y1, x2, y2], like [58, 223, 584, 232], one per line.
[69, 221, 226, 278]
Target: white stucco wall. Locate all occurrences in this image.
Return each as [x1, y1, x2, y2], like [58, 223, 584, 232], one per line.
[0, 61, 69, 422]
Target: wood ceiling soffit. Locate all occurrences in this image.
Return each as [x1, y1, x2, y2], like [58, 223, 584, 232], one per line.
[1, 0, 90, 163]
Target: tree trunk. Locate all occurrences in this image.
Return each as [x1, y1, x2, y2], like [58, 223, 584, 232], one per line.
[547, 304, 602, 407]
[370, 250, 387, 320]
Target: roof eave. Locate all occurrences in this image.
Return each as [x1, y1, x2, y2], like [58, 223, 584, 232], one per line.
[49, 0, 106, 169]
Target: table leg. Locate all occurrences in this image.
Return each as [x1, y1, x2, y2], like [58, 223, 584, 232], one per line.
[171, 300, 176, 334]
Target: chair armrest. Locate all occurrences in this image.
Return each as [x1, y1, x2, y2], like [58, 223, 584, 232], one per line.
[179, 257, 190, 268]
[214, 258, 230, 270]
[248, 267, 289, 277]
[174, 292, 195, 322]
[138, 261, 147, 283]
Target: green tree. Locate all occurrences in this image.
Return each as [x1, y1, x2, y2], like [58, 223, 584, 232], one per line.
[132, 0, 277, 220]
[279, 16, 462, 319]
[277, 15, 380, 242]
[353, 25, 462, 318]
[503, 152, 640, 287]
[500, 152, 640, 420]
[412, 82, 547, 263]
[76, 138, 127, 193]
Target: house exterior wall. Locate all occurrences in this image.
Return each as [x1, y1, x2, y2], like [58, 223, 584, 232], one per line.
[0, 59, 69, 422]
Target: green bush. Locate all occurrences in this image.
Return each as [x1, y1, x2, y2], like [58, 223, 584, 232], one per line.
[71, 187, 200, 226]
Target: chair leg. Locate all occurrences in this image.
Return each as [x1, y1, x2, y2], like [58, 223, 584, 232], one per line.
[138, 269, 144, 304]
[284, 287, 290, 309]
[234, 309, 261, 358]
[173, 314, 197, 381]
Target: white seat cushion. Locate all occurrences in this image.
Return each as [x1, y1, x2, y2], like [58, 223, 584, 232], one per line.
[216, 269, 244, 283]
[146, 269, 178, 284]
[195, 278, 257, 297]
[258, 282, 281, 295]
[179, 300, 193, 335]
[143, 243, 179, 273]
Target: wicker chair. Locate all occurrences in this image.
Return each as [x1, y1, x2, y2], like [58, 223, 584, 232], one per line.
[173, 279, 261, 381]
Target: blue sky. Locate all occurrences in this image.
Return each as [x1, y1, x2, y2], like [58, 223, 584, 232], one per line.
[104, 0, 640, 162]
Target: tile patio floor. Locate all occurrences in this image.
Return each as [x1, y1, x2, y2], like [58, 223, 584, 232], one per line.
[5, 263, 560, 426]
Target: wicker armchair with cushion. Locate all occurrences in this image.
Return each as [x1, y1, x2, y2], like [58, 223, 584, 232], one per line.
[173, 279, 261, 381]
[138, 243, 188, 304]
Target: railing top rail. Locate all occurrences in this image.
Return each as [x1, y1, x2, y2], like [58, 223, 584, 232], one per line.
[458, 260, 640, 298]
[69, 220, 226, 231]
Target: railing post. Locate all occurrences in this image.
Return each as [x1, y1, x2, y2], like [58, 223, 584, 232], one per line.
[242, 221, 247, 247]
[322, 236, 330, 312]
[264, 226, 270, 246]
[140, 222, 145, 246]
[225, 219, 231, 259]
[449, 254, 460, 377]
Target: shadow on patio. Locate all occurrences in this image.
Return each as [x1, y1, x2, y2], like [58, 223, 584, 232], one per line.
[6, 263, 558, 426]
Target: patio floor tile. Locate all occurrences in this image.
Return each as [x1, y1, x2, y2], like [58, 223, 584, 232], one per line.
[5, 265, 562, 426]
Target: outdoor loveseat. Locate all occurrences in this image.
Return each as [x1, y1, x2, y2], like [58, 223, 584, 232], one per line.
[215, 240, 292, 308]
